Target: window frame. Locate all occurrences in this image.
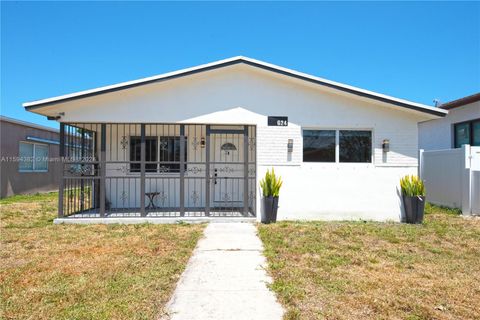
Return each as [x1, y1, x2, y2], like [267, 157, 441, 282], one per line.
[302, 129, 337, 163]
[18, 141, 49, 173]
[129, 136, 158, 173]
[158, 136, 187, 173]
[338, 129, 373, 163]
[128, 135, 187, 174]
[302, 128, 374, 164]
[453, 118, 480, 148]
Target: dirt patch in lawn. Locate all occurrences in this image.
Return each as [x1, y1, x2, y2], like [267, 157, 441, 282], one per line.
[0, 193, 205, 320]
[258, 205, 480, 320]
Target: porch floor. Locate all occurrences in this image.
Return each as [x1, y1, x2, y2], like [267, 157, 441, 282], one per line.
[56, 208, 256, 223]
[67, 209, 254, 218]
[54, 215, 256, 224]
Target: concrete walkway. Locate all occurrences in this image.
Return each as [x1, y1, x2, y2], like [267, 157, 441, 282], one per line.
[163, 222, 284, 320]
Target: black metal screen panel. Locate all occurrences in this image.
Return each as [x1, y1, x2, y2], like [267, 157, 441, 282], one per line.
[61, 123, 100, 217]
[59, 123, 256, 218]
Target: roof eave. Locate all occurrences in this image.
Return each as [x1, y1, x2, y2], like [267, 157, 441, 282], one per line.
[439, 92, 480, 110]
[23, 57, 448, 117]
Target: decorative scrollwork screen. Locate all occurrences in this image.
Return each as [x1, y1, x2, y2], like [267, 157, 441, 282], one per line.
[60, 123, 256, 218]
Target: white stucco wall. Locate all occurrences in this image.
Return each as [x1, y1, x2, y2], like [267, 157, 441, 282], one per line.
[419, 101, 480, 150]
[258, 165, 416, 222]
[41, 64, 440, 221]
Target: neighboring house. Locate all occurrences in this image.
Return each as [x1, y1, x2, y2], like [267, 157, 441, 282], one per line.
[419, 93, 480, 150]
[0, 116, 61, 198]
[417, 93, 480, 215]
[24, 56, 447, 222]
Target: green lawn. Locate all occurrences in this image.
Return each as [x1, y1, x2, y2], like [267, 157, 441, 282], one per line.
[258, 205, 480, 320]
[0, 193, 204, 320]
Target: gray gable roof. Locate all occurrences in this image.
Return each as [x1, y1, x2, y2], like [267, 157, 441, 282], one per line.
[23, 56, 447, 117]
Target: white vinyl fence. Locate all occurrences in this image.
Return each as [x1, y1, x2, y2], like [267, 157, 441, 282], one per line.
[419, 145, 480, 215]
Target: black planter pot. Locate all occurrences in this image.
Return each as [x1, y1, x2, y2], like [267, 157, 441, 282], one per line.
[403, 195, 426, 224]
[262, 196, 279, 223]
[271, 197, 279, 222]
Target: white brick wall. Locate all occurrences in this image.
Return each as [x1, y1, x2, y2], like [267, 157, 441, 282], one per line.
[373, 126, 418, 167]
[257, 125, 302, 166]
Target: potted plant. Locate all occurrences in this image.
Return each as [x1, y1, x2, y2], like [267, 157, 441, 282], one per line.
[400, 175, 426, 224]
[259, 168, 283, 223]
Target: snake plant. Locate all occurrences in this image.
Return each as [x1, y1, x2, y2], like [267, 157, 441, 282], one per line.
[260, 168, 283, 197]
[400, 175, 426, 197]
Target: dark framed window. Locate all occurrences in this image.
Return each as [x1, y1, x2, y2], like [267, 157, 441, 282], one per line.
[129, 137, 158, 173]
[303, 129, 372, 163]
[303, 130, 336, 162]
[474, 121, 480, 146]
[159, 136, 187, 173]
[339, 130, 372, 163]
[454, 119, 480, 148]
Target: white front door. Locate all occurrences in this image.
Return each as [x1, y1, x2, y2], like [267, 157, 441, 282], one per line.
[210, 132, 244, 210]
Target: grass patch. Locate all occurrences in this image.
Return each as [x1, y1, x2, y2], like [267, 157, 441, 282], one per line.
[258, 205, 480, 319]
[0, 193, 205, 319]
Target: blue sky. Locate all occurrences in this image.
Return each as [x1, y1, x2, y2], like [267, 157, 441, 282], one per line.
[2, 1, 479, 128]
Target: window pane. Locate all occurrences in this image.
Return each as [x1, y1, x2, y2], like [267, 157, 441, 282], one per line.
[303, 130, 336, 162]
[129, 137, 141, 172]
[35, 144, 49, 171]
[159, 137, 186, 172]
[129, 137, 158, 172]
[454, 123, 470, 148]
[473, 120, 480, 147]
[339, 130, 372, 163]
[145, 138, 158, 172]
[19, 142, 34, 171]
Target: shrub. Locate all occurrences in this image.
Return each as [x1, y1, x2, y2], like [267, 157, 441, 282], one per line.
[400, 175, 426, 197]
[260, 168, 283, 197]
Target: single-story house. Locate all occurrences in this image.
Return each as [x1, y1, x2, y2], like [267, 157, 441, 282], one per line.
[417, 93, 480, 215]
[0, 116, 62, 198]
[23, 56, 447, 222]
[419, 92, 480, 150]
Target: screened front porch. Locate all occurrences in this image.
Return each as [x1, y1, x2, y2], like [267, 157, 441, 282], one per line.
[59, 123, 257, 218]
